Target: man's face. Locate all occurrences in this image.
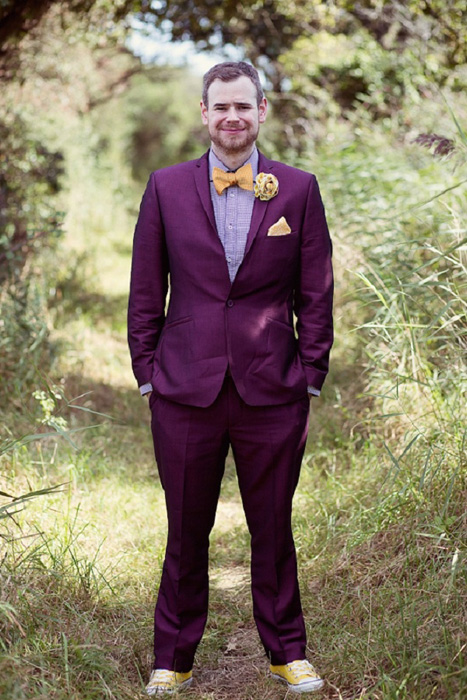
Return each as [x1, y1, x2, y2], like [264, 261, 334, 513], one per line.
[201, 76, 267, 156]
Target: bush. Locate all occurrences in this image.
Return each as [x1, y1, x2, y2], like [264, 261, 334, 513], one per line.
[0, 111, 64, 397]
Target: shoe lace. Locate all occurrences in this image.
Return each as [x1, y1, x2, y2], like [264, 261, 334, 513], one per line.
[287, 660, 316, 679]
[148, 669, 175, 686]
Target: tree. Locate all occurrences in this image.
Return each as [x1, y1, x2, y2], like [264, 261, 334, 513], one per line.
[129, 0, 466, 126]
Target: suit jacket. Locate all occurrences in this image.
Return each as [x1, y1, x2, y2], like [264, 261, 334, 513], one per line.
[128, 150, 333, 407]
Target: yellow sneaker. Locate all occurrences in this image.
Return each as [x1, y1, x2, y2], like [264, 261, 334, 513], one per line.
[270, 659, 323, 693]
[146, 668, 193, 695]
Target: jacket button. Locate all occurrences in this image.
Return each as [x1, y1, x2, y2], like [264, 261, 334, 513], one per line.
[226, 299, 234, 307]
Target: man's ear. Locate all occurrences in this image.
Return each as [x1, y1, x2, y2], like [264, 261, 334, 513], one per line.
[258, 97, 268, 124]
[200, 100, 208, 125]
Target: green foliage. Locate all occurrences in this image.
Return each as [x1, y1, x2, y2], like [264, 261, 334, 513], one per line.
[124, 65, 205, 181]
[0, 483, 65, 522]
[135, 0, 300, 75]
[0, 112, 63, 284]
[0, 8, 146, 399]
[0, 0, 135, 50]
[0, 106, 64, 395]
[135, 0, 467, 127]
[0, 279, 51, 395]
[280, 30, 428, 119]
[0, 0, 466, 698]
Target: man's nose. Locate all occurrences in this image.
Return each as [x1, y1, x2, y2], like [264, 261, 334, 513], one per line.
[225, 106, 240, 121]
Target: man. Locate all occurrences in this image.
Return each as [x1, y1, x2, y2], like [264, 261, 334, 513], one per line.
[128, 61, 333, 695]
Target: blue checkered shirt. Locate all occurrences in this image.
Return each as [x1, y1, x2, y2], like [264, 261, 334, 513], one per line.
[209, 148, 257, 282]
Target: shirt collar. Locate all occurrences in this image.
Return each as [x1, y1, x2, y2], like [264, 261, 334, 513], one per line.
[209, 147, 259, 178]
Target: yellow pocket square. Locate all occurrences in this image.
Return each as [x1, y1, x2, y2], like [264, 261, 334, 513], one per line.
[267, 216, 292, 236]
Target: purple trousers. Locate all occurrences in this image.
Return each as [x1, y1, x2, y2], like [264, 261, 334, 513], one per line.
[149, 376, 309, 672]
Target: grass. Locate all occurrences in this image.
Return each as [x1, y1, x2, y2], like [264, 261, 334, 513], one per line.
[1, 333, 465, 700]
[1, 80, 466, 700]
[294, 453, 466, 699]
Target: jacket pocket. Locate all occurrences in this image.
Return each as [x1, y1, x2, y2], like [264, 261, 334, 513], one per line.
[163, 315, 192, 330]
[266, 316, 294, 331]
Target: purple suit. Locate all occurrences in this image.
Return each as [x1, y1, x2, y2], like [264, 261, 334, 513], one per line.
[128, 150, 333, 672]
[128, 151, 333, 407]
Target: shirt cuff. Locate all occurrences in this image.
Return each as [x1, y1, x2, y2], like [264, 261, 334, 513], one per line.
[139, 382, 153, 396]
[307, 386, 320, 397]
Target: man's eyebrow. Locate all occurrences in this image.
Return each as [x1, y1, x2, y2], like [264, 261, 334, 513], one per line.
[212, 100, 254, 107]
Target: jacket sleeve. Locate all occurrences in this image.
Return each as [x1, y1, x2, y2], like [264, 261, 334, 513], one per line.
[294, 175, 334, 391]
[127, 172, 169, 387]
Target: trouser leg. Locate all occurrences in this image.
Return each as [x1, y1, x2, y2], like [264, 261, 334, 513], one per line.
[228, 380, 310, 664]
[150, 390, 229, 671]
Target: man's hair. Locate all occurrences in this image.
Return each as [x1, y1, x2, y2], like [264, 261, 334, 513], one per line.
[202, 61, 264, 107]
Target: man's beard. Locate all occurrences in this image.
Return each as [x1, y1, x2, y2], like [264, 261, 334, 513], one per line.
[210, 125, 259, 155]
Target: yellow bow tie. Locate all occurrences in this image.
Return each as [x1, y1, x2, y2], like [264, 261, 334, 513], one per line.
[212, 163, 254, 195]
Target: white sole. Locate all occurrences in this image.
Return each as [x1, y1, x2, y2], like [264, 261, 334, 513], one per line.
[146, 677, 193, 695]
[271, 673, 324, 693]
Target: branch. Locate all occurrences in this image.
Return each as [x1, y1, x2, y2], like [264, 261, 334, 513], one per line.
[87, 66, 144, 110]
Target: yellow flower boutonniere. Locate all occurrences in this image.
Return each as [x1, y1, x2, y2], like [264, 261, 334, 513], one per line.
[254, 172, 279, 201]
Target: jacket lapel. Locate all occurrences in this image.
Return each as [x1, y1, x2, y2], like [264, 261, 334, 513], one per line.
[194, 151, 217, 235]
[194, 150, 233, 286]
[243, 151, 275, 258]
